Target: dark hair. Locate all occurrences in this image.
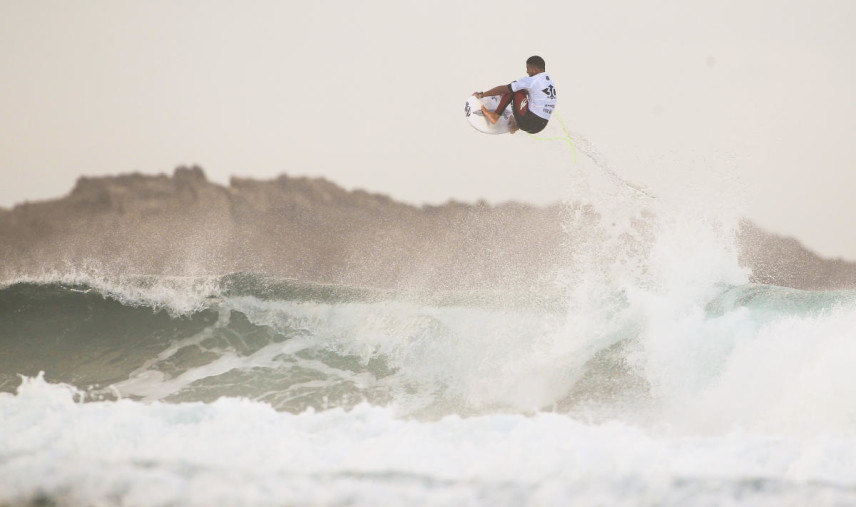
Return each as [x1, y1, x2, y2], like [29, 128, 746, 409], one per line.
[526, 55, 546, 70]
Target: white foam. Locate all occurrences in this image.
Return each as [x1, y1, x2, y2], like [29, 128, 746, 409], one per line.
[3, 376, 856, 506]
[223, 295, 577, 413]
[655, 305, 856, 436]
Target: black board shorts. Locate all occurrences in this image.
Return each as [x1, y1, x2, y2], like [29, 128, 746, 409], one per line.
[497, 87, 549, 134]
[513, 108, 549, 134]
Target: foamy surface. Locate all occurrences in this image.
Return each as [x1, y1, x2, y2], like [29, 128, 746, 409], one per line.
[4, 375, 856, 506]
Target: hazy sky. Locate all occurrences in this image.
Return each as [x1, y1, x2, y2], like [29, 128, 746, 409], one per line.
[1, 0, 855, 259]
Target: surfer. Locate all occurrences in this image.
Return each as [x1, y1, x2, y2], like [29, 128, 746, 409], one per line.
[473, 55, 557, 134]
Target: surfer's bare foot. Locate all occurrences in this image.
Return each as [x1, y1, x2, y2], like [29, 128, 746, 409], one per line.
[481, 106, 500, 125]
[509, 119, 519, 134]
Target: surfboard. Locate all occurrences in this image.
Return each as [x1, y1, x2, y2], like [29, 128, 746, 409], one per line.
[465, 95, 514, 134]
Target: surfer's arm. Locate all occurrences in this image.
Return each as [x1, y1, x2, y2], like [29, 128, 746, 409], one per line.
[474, 84, 513, 98]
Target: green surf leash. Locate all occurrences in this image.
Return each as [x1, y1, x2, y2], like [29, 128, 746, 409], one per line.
[527, 113, 655, 199]
[527, 113, 578, 164]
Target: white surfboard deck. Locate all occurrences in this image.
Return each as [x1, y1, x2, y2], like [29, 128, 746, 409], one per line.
[465, 95, 513, 134]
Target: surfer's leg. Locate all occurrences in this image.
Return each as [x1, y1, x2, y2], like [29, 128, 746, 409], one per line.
[510, 90, 529, 115]
[509, 92, 528, 134]
[493, 93, 514, 117]
[481, 105, 500, 124]
[507, 90, 531, 134]
[485, 89, 526, 125]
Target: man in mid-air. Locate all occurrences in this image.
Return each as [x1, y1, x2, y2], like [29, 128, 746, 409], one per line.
[473, 55, 557, 134]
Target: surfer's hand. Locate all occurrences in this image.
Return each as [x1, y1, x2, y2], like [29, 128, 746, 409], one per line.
[472, 91, 483, 99]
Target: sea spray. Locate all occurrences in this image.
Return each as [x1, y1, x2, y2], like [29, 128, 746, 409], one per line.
[4, 185, 856, 504]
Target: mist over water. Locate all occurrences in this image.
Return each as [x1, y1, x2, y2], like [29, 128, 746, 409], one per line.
[3, 154, 856, 504]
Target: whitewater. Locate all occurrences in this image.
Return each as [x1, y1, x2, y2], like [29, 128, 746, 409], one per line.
[4, 170, 856, 505]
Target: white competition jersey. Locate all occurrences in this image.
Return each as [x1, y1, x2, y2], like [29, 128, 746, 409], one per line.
[510, 72, 557, 120]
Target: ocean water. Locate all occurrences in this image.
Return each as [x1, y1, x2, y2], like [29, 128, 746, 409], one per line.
[3, 207, 856, 506]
